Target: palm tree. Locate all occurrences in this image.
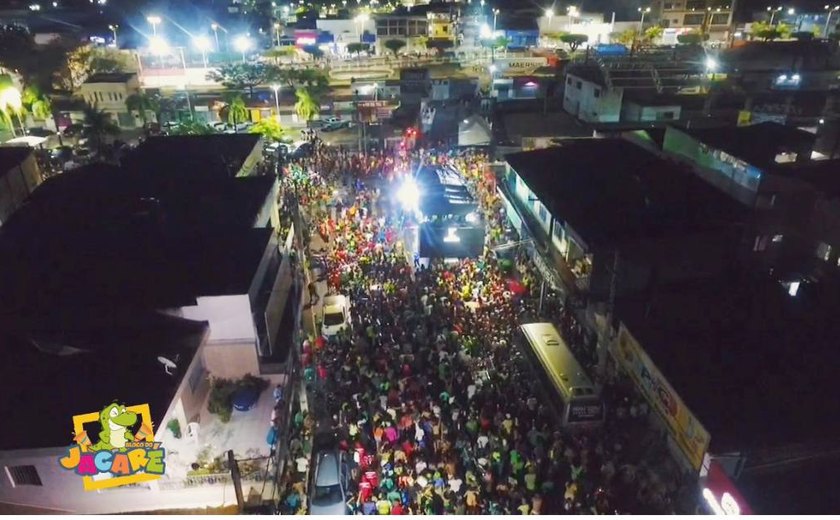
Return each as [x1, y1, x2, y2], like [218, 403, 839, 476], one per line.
[294, 87, 319, 122]
[125, 92, 159, 127]
[221, 93, 249, 131]
[82, 104, 120, 150]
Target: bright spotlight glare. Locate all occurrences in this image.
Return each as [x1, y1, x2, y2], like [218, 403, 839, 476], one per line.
[480, 23, 492, 38]
[234, 35, 252, 52]
[705, 57, 718, 71]
[193, 35, 212, 51]
[149, 35, 171, 55]
[397, 177, 421, 211]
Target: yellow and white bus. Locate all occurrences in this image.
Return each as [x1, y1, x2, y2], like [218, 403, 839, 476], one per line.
[517, 322, 605, 427]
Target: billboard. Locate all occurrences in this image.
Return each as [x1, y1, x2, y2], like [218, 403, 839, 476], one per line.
[613, 324, 711, 471]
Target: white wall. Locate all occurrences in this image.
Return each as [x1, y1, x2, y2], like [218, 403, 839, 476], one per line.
[563, 73, 622, 123]
[316, 18, 375, 44]
[174, 295, 256, 343]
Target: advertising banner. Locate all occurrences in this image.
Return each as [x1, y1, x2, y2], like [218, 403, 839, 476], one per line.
[613, 324, 711, 470]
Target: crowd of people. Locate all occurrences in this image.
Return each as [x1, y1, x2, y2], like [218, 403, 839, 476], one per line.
[276, 144, 690, 515]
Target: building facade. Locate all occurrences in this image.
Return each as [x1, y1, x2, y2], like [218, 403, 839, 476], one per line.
[78, 72, 142, 128]
[0, 147, 42, 227]
[655, 0, 734, 41]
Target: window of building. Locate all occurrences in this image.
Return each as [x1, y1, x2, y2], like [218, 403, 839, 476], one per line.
[816, 242, 832, 261]
[6, 465, 42, 487]
[538, 203, 548, 223]
[576, 81, 582, 89]
[663, 2, 675, 9]
[567, 77, 573, 85]
[593, 88, 601, 98]
[656, 111, 676, 120]
[683, 13, 705, 25]
[686, 0, 706, 10]
[753, 235, 768, 252]
[710, 13, 729, 25]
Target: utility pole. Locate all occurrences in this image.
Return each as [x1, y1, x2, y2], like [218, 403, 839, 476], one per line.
[228, 450, 245, 513]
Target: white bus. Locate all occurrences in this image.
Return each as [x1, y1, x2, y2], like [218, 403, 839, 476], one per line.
[517, 322, 605, 427]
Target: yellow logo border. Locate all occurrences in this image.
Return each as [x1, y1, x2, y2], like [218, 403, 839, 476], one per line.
[71, 403, 161, 491]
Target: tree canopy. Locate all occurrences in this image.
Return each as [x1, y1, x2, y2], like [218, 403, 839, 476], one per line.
[643, 26, 664, 42]
[221, 94, 249, 125]
[676, 31, 710, 44]
[559, 33, 589, 52]
[347, 42, 369, 56]
[294, 88, 319, 122]
[249, 117, 285, 142]
[384, 39, 407, 56]
[170, 120, 219, 136]
[206, 62, 268, 96]
[612, 28, 637, 46]
[749, 21, 791, 41]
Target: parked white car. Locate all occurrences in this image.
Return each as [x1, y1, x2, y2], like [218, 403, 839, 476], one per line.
[321, 295, 350, 337]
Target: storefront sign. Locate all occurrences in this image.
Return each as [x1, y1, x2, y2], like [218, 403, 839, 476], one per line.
[613, 324, 711, 470]
[701, 460, 753, 515]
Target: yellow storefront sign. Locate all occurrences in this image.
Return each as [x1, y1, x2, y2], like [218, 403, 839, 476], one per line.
[613, 324, 710, 470]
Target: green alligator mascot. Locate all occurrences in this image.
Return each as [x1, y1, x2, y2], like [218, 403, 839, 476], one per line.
[90, 403, 138, 451]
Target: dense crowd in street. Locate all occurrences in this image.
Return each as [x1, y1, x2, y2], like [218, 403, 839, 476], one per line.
[275, 143, 690, 515]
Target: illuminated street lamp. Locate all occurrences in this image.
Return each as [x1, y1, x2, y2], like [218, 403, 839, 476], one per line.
[638, 6, 651, 34]
[826, 5, 840, 36]
[149, 35, 171, 56]
[108, 24, 118, 47]
[271, 84, 281, 121]
[545, 7, 554, 26]
[354, 13, 369, 41]
[193, 36, 211, 68]
[147, 15, 161, 36]
[492, 8, 499, 32]
[234, 35, 252, 62]
[567, 5, 579, 24]
[210, 22, 221, 51]
[767, 6, 783, 25]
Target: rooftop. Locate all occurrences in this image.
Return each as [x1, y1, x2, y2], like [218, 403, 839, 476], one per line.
[0, 161, 276, 311]
[0, 311, 206, 450]
[678, 122, 816, 170]
[122, 134, 262, 180]
[0, 145, 32, 174]
[83, 72, 137, 84]
[505, 138, 745, 245]
[615, 273, 840, 453]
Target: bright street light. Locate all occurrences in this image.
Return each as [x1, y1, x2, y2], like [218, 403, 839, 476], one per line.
[825, 5, 840, 36]
[492, 8, 499, 32]
[149, 35, 170, 55]
[108, 24, 118, 47]
[234, 35, 252, 61]
[705, 57, 718, 71]
[479, 23, 492, 39]
[147, 15, 161, 35]
[193, 36, 211, 68]
[788, 7, 795, 14]
[638, 6, 651, 33]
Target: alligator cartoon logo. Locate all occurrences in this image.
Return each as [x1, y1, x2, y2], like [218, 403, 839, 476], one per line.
[89, 403, 138, 451]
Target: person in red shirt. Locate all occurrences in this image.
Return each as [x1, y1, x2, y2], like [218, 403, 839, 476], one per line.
[358, 480, 373, 503]
[391, 501, 404, 515]
[363, 470, 379, 488]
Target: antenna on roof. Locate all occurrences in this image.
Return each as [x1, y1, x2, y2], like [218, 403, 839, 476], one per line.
[157, 356, 177, 376]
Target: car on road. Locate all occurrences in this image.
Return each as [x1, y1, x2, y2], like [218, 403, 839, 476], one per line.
[61, 124, 84, 137]
[26, 127, 54, 137]
[322, 121, 354, 132]
[320, 295, 350, 337]
[321, 116, 342, 125]
[309, 449, 348, 515]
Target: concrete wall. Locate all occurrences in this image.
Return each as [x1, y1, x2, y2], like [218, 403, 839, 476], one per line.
[0, 151, 42, 226]
[175, 294, 256, 344]
[79, 75, 141, 128]
[563, 73, 622, 122]
[202, 340, 261, 379]
[623, 102, 682, 122]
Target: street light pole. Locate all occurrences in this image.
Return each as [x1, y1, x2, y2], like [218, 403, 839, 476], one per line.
[147, 15, 161, 36]
[211, 23, 220, 51]
[767, 6, 782, 25]
[109, 24, 118, 47]
[272, 84, 281, 122]
[493, 8, 499, 32]
[825, 5, 839, 36]
[638, 7, 651, 34]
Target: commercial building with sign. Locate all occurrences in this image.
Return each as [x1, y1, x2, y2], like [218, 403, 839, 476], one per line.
[611, 270, 840, 511]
